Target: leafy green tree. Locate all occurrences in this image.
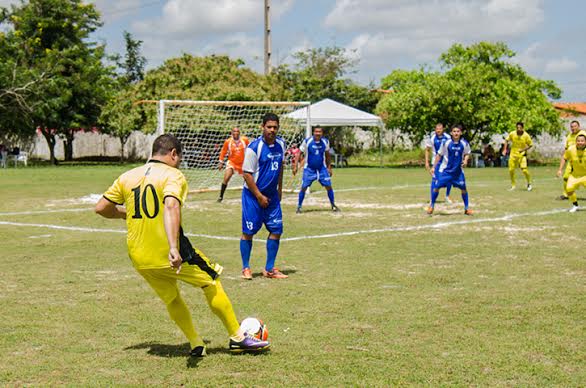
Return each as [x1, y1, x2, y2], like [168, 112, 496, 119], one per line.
[272, 46, 380, 113]
[1, 0, 113, 164]
[100, 31, 146, 161]
[376, 42, 562, 146]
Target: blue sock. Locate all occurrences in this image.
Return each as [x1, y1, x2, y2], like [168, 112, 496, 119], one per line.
[430, 182, 434, 198]
[430, 189, 440, 208]
[298, 189, 306, 208]
[265, 239, 280, 271]
[327, 189, 335, 205]
[446, 184, 452, 197]
[461, 190, 469, 209]
[240, 239, 252, 269]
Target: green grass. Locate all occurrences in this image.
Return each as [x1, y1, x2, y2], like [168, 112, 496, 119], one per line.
[0, 165, 585, 385]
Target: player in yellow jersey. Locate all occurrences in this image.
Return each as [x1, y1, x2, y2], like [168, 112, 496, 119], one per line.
[502, 122, 533, 191]
[557, 133, 586, 212]
[558, 120, 586, 200]
[94, 134, 269, 357]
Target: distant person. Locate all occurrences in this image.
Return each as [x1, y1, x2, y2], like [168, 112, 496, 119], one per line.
[286, 143, 301, 167]
[0, 144, 7, 168]
[503, 122, 533, 191]
[294, 126, 339, 213]
[240, 113, 288, 280]
[557, 133, 586, 212]
[428, 124, 472, 215]
[425, 123, 453, 203]
[217, 127, 249, 202]
[483, 144, 496, 167]
[558, 120, 586, 200]
[94, 134, 269, 357]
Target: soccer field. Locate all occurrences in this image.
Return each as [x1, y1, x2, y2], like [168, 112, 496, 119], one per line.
[1, 165, 584, 386]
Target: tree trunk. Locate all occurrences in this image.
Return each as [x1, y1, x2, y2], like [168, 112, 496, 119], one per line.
[40, 128, 58, 165]
[63, 130, 74, 161]
[119, 134, 128, 162]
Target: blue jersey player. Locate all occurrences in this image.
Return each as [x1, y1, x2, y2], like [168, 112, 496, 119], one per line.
[240, 113, 288, 280]
[294, 127, 339, 213]
[428, 124, 472, 215]
[425, 123, 452, 203]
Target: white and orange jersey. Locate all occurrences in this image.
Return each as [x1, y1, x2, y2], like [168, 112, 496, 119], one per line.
[219, 136, 249, 172]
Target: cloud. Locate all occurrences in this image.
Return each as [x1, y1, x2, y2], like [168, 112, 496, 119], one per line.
[544, 58, 579, 74]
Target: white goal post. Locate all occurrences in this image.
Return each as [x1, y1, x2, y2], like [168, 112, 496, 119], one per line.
[156, 100, 311, 192]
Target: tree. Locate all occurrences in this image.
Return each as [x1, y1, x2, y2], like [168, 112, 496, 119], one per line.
[101, 31, 146, 161]
[1, 0, 113, 164]
[376, 42, 562, 146]
[272, 46, 380, 113]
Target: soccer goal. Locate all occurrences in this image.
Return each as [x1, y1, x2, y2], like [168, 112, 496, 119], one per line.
[156, 100, 311, 192]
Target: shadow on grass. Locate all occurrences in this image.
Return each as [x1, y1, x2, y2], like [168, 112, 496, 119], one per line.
[296, 208, 339, 214]
[125, 341, 270, 368]
[251, 269, 297, 278]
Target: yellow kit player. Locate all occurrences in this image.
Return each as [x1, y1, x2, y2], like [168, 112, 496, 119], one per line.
[557, 133, 586, 212]
[559, 120, 586, 200]
[95, 134, 269, 357]
[502, 121, 533, 191]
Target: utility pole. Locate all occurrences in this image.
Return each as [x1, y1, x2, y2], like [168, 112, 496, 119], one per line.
[264, 0, 271, 75]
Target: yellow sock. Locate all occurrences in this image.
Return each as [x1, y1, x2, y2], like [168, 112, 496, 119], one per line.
[203, 281, 240, 337]
[522, 168, 531, 185]
[569, 192, 577, 203]
[563, 179, 569, 197]
[166, 294, 204, 349]
[509, 169, 516, 187]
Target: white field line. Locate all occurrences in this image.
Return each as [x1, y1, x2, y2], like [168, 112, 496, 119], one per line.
[0, 208, 568, 243]
[0, 208, 93, 216]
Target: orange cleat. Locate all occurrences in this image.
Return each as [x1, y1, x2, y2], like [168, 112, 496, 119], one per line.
[426, 206, 434, 215]
[241, 268, 252, 280]
[262, 268, 288, 279]
[464, 209, 473, 216]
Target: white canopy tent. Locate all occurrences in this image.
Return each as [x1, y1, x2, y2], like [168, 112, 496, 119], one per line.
[285, 98, 385, 165]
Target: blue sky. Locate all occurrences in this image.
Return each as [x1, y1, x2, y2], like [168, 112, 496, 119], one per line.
[3, 0, 585, 101]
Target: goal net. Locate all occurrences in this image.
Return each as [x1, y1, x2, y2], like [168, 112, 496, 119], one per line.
[156, 100, 311, 192]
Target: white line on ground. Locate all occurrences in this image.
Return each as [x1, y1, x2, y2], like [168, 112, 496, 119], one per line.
[0, 208, 568, 243]
[0, 208, 93, 216]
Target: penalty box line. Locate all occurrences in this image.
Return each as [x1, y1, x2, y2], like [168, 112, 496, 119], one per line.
[0, 208, 568, 243]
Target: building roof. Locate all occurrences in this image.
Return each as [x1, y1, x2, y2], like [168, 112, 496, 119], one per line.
[552, 102, 586, 116]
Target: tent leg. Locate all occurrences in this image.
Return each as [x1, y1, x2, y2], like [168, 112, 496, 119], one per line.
[379, 124, 383, 167]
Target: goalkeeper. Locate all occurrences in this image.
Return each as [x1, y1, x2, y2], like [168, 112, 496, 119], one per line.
[502, 122, 533, 191]
[95, 134, 269, 357]
[217, 127, 249, 202]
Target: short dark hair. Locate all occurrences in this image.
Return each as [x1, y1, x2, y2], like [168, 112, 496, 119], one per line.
[577, 134, 586, 140]
[262, 112, 279, 125]
[451, 124, 463, 131]
[313, 126, 324, 132]
[571, 120, 580, 126]
[152, 134, 182, 156]
[516, 121, 524, 128]
[435, 123, 444, 127]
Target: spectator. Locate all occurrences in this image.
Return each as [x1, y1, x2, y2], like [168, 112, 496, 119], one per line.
[0, 144, 7, 168]
[499, 143, 509, 167]
[483, 144, 496, 167]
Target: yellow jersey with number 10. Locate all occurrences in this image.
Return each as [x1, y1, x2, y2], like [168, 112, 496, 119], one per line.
[103, 160, 188, 269]
[505, 131, 533, 155]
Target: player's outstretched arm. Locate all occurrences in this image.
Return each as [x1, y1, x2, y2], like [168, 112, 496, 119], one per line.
[502, 142, 508, 156]
[95, 197, 126, 219]
[557, 156, 567, 177]
[425, 147, 431, 170]
[163, 196, 183, 273]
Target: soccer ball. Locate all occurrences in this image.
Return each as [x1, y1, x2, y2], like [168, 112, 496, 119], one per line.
[240, 317, 268, 341]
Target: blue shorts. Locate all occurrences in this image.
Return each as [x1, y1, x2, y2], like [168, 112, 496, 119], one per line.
[433, 172, 467, 190]
[242, 188, 283, 235]
[302, 166, 331, 188]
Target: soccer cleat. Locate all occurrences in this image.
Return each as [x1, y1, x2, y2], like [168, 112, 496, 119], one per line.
[296, 207, 302, 214]
[241, 268, 252, 280]
[190, 346, 207, 357]
[557, 195, 569, 201]
[332, 205, 340, 212]
[262, 268, 288, 279]
[569, 205, 579, 213]
[508, 186, 516, 191]
[229, 334, 270, 353]
[426, 206, 434, 215]
[527, 184, 533, 192]
[445, 196, 453, 204]
[464, 209, 473, 216]
[217, 197, 223, 203]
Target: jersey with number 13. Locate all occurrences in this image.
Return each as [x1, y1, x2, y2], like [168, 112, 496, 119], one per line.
[242, 136, 286, 196]
[102, 160, 188, 270]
